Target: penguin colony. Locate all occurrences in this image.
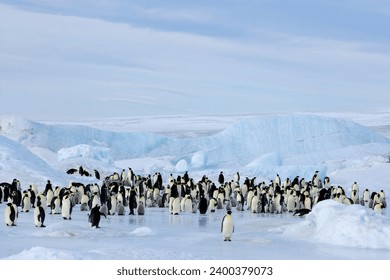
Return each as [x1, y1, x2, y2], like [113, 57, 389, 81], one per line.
[1, 169, 387, 240]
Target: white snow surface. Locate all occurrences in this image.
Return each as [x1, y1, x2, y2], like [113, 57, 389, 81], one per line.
[1, 112, 390, 260]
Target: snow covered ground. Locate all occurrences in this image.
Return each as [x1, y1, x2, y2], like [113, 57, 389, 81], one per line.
[1, 111, 390, 261]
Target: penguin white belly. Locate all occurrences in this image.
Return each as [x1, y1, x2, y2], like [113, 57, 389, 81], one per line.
[184, 198, 192, 213]
[52, 198, 61, 214]
[34, 206, 45, 227]
[81, 194, 89, 205]
[374, 203, 384, 215]
[109, 196, 117, 215]
[209, 198, 217, 212]
[251, 196, 259, 213]
[46, 191, 54, 208]
[91, 195, 99, 209]
[22, 195, 31, 212]
[304, 197, 312, 210]
[274, 195, 282, 214]
[5, 203, 16, 226]
[38, 194, 47, 209]
[287, 196, 296, 212]
[62, 198, 72, 220]
[172, 197, 181, 215]
[221, 215, 234, 241]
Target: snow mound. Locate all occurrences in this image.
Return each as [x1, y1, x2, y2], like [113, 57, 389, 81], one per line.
[283, 200, 390, 249]
[3, 246, 77, 260]
[129, 227, 154, 237]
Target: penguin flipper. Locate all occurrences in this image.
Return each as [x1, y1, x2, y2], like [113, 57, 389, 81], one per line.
[221, 215, 226, 232]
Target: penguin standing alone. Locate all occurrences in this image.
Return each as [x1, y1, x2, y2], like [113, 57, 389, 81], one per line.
[89, 204, 107, 228]
[221, 210, 234, 241]
[34, 200, 46, 227]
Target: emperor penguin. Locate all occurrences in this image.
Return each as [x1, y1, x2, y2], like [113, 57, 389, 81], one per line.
[221, 210, 234, 241]
[225, 199, 232, 211]
[350, 189, 359, 204]
[250, 193, 259, 213]
[369, 192, 381, 209]
[234, 172, 240, 184]
[34, 200, 46, 227]
[46, 189, 54, 208]
[218, 171, 225, 185]
[61, 195, 72, 220]
[128, 187, 137, 215]
[286, 191, 296, 213]
[275, 174, 281, 188]
[99, 203, 108, 217]
[89, 204, 107, 228]
[379, 190, 387, 208]
[246, 189, 254, 211]
[51, 196, 61, 214]
[374, 203, 385, 215]
[137, 200, 145, 215]
[208, 197, 218, 212]
[323, 176, 331, 189]
[184, 195, 193, 213]
[198, 195, 208, 214]
[362, 189, 370, 206]
[236, 191, 244, 210]
[90, 192, 100, 208]
[108, 193, 117, 215]
[312, 171, 320, 187]
[171, 197, 181, 215]
[36, 193, 46, 212]
[303, 193, 312, 210]
[22, 190, 31, 212]
[273, 192, 283, 214]
[5, 202, 17, 226]
[236, 200, 243, 211]
[352, 182, 360, 193]
[117, 199, 125, 215]
[80, 193, 89, 211]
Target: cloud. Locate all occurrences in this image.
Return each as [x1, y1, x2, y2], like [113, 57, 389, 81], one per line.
[1, 3, 390, 121]
[132, 6, 215, 24]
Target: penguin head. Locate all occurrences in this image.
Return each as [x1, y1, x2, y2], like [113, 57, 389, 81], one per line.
[227, 210, 232, 215]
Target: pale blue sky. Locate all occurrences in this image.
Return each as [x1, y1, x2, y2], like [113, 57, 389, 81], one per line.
[1, 0, 389, 121]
